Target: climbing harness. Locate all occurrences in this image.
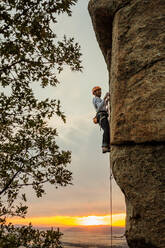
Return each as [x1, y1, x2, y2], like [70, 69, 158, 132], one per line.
[97, 111, 109, 130]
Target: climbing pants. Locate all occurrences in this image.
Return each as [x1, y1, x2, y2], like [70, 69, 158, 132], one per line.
[97, 111, 110, 148]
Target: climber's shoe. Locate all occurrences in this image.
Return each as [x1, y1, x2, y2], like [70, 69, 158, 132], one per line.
[102, 146, 110, 153]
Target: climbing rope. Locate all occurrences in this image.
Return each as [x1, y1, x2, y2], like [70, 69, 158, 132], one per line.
[108, 92, 113, 247]
[109, 165, 113, 248]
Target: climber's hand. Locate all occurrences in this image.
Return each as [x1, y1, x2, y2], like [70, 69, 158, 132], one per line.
[104, 92, 110, 100]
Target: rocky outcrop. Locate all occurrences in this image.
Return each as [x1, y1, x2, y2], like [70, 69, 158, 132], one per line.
[88, 0, 165, 247]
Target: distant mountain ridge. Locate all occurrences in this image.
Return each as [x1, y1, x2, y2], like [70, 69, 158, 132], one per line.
[61, 225, 125, 234]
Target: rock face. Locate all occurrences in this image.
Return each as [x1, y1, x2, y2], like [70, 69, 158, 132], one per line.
[88, 0, 165, 247]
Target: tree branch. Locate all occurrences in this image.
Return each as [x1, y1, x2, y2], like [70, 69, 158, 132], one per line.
[18, 179, 49, 187]
[0, 3, 38, 33]
[0, 59, 23, 73]
[0, 170, 21, 195]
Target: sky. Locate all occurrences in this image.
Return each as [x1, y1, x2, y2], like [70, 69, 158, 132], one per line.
[10, 0, 126, 227]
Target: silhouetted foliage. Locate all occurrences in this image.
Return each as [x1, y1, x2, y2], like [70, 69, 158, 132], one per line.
[0, 219, 63, 248]
[0, 0, 82, 246]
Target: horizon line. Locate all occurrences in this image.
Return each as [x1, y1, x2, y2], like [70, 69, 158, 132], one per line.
[8, 213, 126, 228]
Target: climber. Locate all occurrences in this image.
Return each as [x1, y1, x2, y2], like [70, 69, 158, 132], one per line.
[92, 86, 110, 153]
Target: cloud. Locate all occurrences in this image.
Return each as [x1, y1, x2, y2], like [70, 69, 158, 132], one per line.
[16, 0, 126, 221]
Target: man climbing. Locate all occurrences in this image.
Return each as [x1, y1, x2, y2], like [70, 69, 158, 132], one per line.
[92, 86, 110, 153]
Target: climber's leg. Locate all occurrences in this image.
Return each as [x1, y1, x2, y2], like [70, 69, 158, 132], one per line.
[100, 117, 110, 150]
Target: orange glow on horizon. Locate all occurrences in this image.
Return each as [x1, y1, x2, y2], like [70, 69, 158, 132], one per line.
[8, 213, 126, 227]
[76, 214, 125, 227]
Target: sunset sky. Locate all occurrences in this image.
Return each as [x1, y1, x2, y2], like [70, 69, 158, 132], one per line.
[10, 0, 126, 228]
[10, 214, 126, 227]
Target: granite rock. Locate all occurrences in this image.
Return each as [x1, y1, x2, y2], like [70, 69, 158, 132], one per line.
[111, 144, 165, 248]
[88, 0, 165, 247]
[89, 0, 165, 144]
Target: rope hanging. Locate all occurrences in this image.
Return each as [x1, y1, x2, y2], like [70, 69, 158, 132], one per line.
[108, 89, 113, 247]
[110, 165, 113, 248]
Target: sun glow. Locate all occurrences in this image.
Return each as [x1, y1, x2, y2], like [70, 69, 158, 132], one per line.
[77, 214, 125, 227]
[77, 216, 105, 226]
[8, 213, 126, 227]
